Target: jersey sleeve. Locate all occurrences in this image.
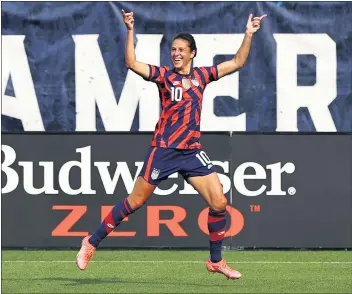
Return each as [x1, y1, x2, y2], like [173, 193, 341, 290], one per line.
[198, 66, 219, 85]
[144, 65, 169, 84]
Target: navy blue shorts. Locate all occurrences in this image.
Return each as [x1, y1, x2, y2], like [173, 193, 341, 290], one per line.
[139, 147, 216, 185]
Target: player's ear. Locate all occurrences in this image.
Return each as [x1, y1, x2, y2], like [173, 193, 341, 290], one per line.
[190, 50, 196, 59]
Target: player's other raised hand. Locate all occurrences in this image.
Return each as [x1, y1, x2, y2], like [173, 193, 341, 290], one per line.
[246, 14, 267, 34]
[122, 9, 134, 30]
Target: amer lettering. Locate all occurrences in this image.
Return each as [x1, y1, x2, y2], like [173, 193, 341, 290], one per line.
[192, 34, 245, 131]
[2, 34, 338, 132]
[73, 34, 162, 131]
[2, 36, 45, 131]
[274, 34, 337, 131]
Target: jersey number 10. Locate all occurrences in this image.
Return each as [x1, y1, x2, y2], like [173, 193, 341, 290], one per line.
[171, 87, 183, 102]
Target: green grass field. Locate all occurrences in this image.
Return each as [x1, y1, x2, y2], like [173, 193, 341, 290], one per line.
[2, 250, 352, 293]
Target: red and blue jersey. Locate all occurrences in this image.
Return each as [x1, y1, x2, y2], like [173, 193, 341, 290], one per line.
[145, 65, 218, 149]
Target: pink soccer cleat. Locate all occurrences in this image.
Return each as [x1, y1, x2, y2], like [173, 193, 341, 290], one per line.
[206, 259, 242, 280]
[76, 235, 96, 270]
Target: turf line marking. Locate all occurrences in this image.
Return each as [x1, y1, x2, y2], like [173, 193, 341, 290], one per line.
[3, 261, 352, 264]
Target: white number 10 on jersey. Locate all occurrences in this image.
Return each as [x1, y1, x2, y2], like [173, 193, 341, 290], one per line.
[171, 87, 183, 102]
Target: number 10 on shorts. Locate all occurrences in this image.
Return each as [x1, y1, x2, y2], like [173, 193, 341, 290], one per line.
[196, 151, 212, 166]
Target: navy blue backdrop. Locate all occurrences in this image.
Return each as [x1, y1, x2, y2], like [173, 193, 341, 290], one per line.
[2, 1, 352, 132]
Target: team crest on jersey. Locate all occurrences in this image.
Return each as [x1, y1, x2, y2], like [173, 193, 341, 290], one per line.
[151, 168, 160, 180]
[182, 78, 192, 90]
[191, 79, 199, 87]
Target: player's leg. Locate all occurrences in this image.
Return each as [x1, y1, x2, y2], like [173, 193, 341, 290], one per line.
[76, 146, 179, 270]
[187, 172, 227, 261]
[187, 173, 241, 279]
[89, 145, 162, 249]
[182, 149, 241, 279]
[76, 146, 161, 270]
[88, 176, 156, 248]
[76, 176, 156, 270]
[181, 151, 228, 263]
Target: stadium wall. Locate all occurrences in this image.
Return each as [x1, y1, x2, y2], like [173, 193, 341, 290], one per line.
[1, 2, 352, 248]
[2, 133, 352, 248]
[2, 1, 352, 132]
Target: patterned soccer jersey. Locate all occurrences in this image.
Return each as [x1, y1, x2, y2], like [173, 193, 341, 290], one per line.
[145, 65, 218, 149]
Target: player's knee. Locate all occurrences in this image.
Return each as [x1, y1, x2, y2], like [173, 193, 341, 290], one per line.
[127, 192, 147, 210]
[210, 195, 227, 211]
[128, 198, 145, 210]
[218, 196, 228, 210]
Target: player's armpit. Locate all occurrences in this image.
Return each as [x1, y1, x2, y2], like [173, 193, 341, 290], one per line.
[216, 59, 241, 79]
[128, 61, 150, 80]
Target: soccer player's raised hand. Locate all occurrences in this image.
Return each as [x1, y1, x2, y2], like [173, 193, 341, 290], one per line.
[122, 9, 134, 30]
[246, 14, 267, 34]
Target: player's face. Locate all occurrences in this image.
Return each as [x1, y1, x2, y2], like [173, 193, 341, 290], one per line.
[171, 39, 194, 70]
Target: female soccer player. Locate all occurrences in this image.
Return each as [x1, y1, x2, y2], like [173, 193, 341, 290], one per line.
[77, 9, 266, 279]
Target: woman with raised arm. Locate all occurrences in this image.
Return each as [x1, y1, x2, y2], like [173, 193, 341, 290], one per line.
[77, 9, 267, 280]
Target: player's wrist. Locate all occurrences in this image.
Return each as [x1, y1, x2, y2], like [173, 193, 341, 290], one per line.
[245, 30, 253, 37]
